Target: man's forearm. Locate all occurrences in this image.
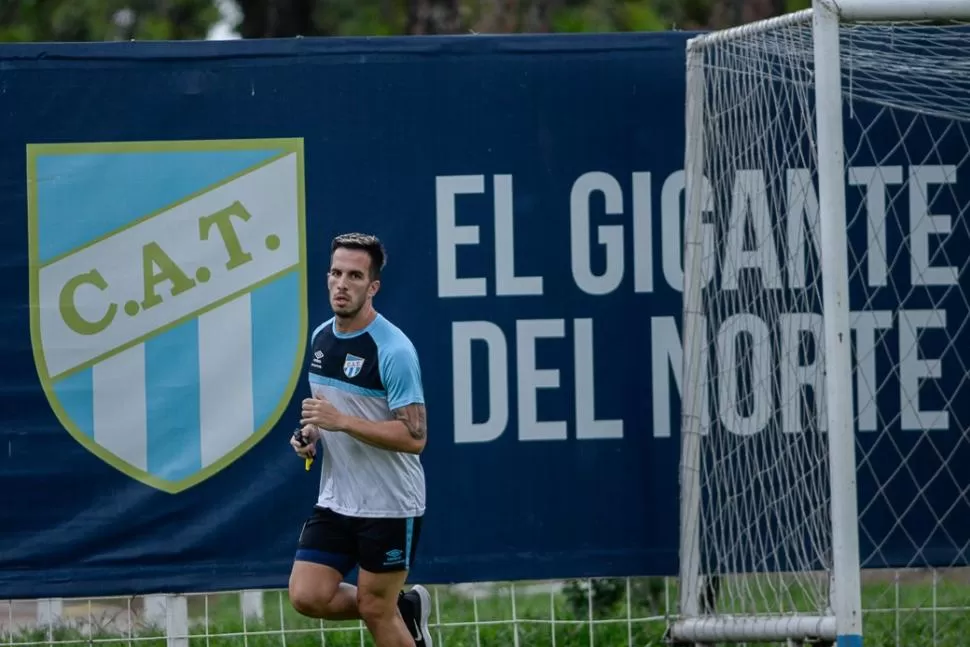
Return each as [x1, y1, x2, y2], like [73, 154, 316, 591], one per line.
[337, 415, 424, 454]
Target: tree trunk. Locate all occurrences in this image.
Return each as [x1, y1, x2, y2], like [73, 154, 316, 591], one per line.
[526, 0, 555, 32]
[707, 0, 782, 28]
[407, 0, 462, 34]
[237, 0, 319, 38]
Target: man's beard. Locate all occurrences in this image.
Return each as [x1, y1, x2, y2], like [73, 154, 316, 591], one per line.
[333, 300, 362, 319]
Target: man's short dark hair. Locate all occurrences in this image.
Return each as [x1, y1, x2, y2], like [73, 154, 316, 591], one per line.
[331, 233, 386, 280]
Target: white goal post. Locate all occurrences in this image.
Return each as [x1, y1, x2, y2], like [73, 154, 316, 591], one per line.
[673, 0, 970, 645]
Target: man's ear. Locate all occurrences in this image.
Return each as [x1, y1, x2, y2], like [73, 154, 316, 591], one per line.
[368, 279, 381, 298]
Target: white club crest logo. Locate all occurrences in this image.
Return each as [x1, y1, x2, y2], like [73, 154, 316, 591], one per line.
[26, 138, 308, 493]
[343, 354, 365, 379]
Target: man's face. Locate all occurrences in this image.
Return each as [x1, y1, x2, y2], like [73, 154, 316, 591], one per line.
[328, 248, 378, 318]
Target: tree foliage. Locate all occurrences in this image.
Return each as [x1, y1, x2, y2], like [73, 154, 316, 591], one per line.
[0, 0, 218, 41]
[0, 0, 815, 42]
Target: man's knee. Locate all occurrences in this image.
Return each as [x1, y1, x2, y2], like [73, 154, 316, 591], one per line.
[289, 562, 341, 618]
[289, 570, 328, 617]
[357, 587, 399, 625]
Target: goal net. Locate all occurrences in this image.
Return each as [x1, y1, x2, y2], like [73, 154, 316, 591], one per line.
[673, 2, 970, 645]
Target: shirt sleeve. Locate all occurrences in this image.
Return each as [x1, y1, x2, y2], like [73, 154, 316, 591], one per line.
[380, 338, 425, 410]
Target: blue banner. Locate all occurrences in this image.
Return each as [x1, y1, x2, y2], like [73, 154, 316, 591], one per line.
[0, 31, 968, 600]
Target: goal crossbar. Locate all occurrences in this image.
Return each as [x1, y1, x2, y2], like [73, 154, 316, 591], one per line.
[834, 0, 970, 21]
[686, 9, 812, 49]
[686, 0, 970, 51]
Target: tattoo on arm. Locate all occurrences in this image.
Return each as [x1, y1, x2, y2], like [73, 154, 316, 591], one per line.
[393, 404, 427, 441]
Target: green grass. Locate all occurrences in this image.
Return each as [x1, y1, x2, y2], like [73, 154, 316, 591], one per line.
[4, 574, 970, 647]
[1, 580, 669, 647]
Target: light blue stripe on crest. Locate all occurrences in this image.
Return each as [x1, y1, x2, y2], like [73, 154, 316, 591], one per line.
[52, 368, 94, 439]
[251, 269, 302, 432]
[146, 318, 201, 481]
[35, 148, 285, 264]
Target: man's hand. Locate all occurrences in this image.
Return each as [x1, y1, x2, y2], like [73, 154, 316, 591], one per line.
[301, 395, 346, 431]
[290, 424, 320, 459]
[300, 394, 426, 454]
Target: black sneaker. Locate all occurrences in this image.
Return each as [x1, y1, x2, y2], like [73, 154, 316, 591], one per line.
[397, 590, 418, 641]
[398, 585, 432, 646]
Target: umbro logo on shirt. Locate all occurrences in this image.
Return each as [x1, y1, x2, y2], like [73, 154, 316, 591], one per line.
[310, 350, 324, 369]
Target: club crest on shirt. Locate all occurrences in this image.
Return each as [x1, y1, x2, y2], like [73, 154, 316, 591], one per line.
[343, 354, 365, 378]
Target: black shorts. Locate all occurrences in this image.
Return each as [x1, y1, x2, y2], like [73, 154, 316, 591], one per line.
[295, 506, 423, 575]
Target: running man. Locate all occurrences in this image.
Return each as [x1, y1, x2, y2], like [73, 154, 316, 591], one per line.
[289, 232, 432, 647]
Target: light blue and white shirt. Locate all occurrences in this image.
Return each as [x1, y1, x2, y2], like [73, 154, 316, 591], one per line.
[306, 314, 426, 518]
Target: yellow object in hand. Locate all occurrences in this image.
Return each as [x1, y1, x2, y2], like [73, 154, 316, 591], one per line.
[293, 427, 314, 472]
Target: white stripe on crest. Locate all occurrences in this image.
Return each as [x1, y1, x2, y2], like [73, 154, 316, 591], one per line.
[199, 294, 255, 467]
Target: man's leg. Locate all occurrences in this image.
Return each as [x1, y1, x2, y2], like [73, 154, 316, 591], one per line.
[393, 516, 431, 645]
[357, 568, 415, 647]
[356, 515, 428, 647]
[288, 507, 359, 620]
[288, 561, 359, 620]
